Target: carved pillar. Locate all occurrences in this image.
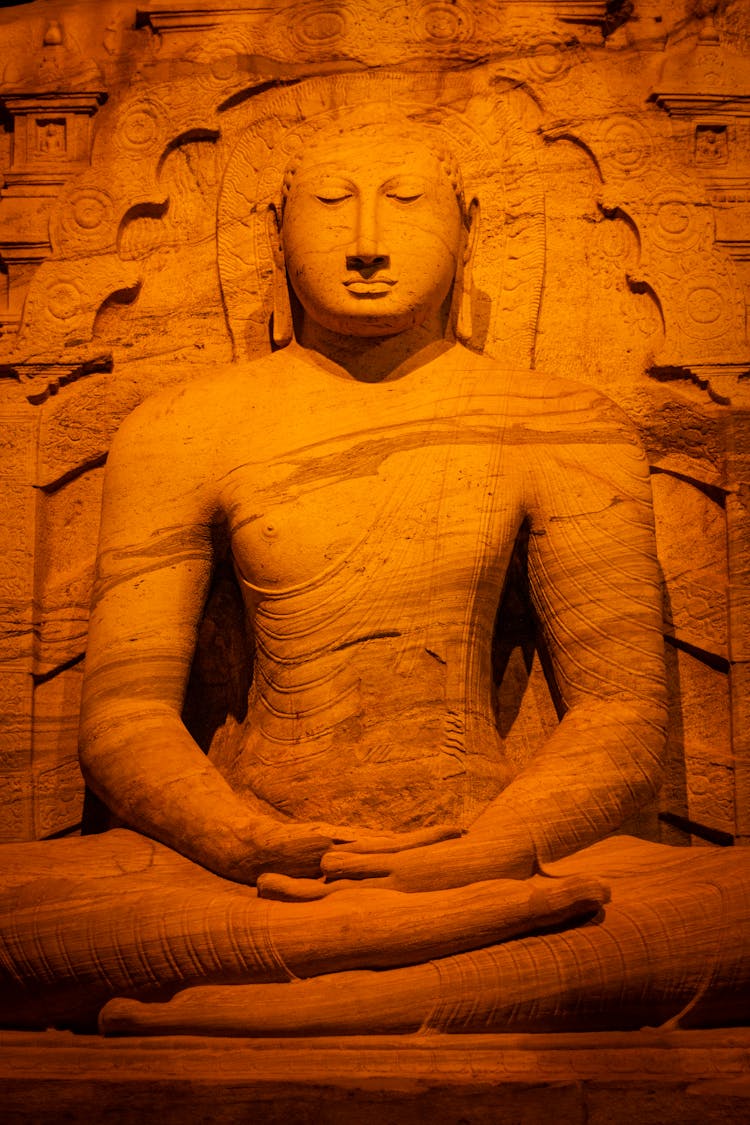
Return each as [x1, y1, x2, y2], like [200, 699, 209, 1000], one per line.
[648, 15, 750, 846]
[0, 402, 37, 841]
[0, 92, 106, 335]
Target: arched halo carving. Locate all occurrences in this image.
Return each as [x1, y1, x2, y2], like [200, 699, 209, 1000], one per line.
[217, 72, 545, 366]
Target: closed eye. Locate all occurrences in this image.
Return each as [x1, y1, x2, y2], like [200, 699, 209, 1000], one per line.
[386, 193, 423, 203]
[316, 194, 353, 204]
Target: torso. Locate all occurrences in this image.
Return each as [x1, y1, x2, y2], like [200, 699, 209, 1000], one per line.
[198, 347, 550, 830]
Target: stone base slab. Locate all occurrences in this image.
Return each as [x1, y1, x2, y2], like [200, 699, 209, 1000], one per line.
[1, 1029, 750, 1123]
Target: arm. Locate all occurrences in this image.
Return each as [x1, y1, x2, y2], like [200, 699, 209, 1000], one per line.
[79, 392, 340, 883]
[80, 391, 457, 883]
[469, 392, 668, 864]
[307, 388, 667, 895]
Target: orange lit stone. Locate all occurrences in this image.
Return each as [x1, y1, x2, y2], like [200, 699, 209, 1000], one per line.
[0, 1, 749, 1117]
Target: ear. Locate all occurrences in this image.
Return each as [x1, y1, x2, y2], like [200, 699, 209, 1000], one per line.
[266, 203, 293, 348]
[455, 197, 480, 345]
[266, 203, 283, 263]
[463, 197, 480, 266]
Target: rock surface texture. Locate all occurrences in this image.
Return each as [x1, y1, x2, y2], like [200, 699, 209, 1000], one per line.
[0, 0, 749, 1119]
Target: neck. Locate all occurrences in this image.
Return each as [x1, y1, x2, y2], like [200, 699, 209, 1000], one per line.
[295, 312, 455, 384]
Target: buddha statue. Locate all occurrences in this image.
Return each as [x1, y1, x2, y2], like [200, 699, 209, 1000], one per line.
[1, 107, 748, 1035]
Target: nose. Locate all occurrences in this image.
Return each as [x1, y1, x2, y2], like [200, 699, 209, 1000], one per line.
[346, 194, 389, 275]
[346, 251, 389, 274]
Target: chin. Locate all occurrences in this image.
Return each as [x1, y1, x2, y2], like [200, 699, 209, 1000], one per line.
[317, 307, 429, 339]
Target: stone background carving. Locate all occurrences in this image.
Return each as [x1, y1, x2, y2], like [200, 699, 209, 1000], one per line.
[0, 0, 747, 847]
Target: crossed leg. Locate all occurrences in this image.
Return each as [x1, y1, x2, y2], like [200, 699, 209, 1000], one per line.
[100, 837, 750, 1035]
[0, 828, 605, 1029]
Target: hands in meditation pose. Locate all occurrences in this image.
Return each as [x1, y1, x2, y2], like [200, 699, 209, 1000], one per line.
[2, 109, 749, 1035]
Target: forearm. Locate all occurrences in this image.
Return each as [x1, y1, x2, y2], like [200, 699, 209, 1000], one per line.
[514, 408, 668, 865]
[470, 696, 667, 864]
[309, 695, 666, 896]
[79, 700, 274, 874]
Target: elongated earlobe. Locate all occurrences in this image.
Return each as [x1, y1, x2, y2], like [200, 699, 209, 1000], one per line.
[455, 198, 480, 346]
[272, 269, 293, 349]
[455, 263, 473, 344]
[267, 204, 293, 348]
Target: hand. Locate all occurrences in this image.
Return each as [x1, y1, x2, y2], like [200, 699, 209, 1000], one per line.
[257, 830, 535, 900]
[220, 816, 462, 886]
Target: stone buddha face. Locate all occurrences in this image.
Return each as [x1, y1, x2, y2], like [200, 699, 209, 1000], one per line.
[276, 121, 473, 342]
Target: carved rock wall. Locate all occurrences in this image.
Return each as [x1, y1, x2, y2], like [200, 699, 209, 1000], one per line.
[0, 0, 748, 845]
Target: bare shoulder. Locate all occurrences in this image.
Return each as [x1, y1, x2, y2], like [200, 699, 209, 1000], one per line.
[101, 358, 280, 527]
[458, 357, 652, 514]
[513, 370, 640, 443]
[504, 371, 653, 515]
[463, 355, 639, 443]
[111, 356, 284, 467]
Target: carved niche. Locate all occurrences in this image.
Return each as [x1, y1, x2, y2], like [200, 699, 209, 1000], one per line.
[0, 0, 747, 851]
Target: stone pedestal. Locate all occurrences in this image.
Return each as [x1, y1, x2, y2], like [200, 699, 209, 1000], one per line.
[2, 1029, 749, 1124]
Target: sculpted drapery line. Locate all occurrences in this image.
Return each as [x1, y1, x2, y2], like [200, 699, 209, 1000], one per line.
[1, 101, 748, 1035]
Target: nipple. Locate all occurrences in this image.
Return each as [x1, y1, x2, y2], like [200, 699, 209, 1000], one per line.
[262, 521, 279, 541]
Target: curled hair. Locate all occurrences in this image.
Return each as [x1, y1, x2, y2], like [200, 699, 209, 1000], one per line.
[280, 129, 469, 227]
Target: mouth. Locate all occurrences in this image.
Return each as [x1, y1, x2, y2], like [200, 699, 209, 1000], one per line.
[343, 278, 396, 297]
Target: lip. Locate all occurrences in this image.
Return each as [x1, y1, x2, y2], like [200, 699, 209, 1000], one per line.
[343, 279, 397, 292]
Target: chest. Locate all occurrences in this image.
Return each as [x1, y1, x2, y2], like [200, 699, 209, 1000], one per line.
[221, 419, 523, 593]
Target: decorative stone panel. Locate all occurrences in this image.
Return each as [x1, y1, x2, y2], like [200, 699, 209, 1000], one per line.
[0, 0, 746, 850]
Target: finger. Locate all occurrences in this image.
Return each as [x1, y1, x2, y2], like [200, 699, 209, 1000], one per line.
[529, 873, 611, 925]
[319, 876, 392, 894]
[257, 873, 390, 901]
[302, 823, 362, 844]
[328, 824, 463, 855]
[321, 851, 393, 879]
[257, 874, 329, 901]
[259, 827, 339, 879]
[404, 825, 465, 848]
